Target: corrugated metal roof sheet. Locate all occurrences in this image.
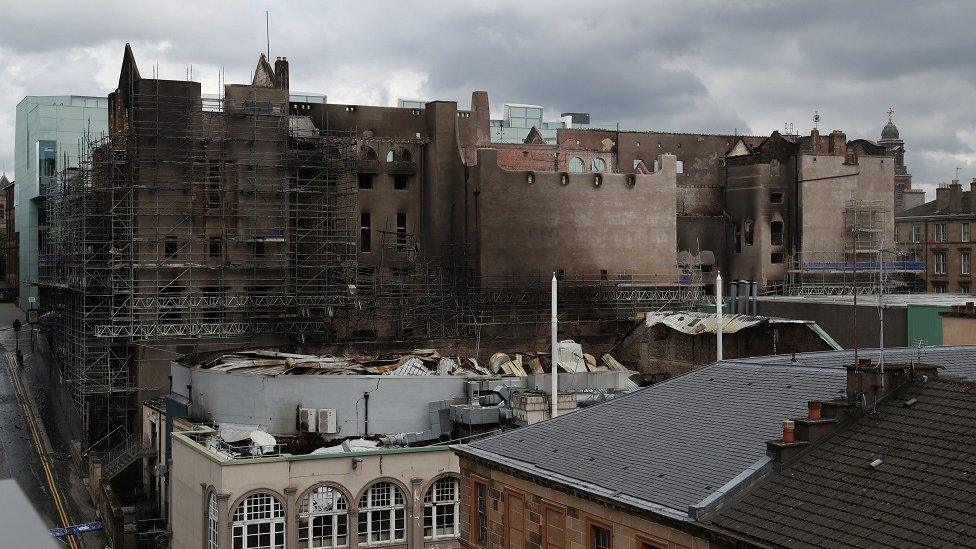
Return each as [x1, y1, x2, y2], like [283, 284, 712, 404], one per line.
[644, 311, 778, 334]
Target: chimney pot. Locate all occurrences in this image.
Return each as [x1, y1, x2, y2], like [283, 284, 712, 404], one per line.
[807, 401, 822, 421]
[781, 420, 795, 443]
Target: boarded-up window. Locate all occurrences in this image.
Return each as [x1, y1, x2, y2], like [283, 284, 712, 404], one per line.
[541, 504, 565, 549]
[506, 492, 525, 549]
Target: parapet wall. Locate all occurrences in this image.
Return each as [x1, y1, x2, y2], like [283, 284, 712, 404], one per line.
[472, 148, 679, 279]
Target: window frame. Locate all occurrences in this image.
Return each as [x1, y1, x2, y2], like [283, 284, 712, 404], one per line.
[356, 481, 406, 547]
[963, 223, 971, 243]
[231, 492, 286, 549]
[962, 251, 971, 276]
[298, 484, 349, 549]
[934, 252, 947, 275]
[469, 475, 490, 547]
[584, 515, 613, 549]
[423, 476, 460, 541]
[911, 224, 921, 243]
[208, 491, 219, 549]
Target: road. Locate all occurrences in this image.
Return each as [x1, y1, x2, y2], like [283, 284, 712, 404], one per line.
[0, 303, 108, 548]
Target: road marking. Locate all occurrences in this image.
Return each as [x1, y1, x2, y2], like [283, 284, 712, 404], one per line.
[4, 353, 79, 549]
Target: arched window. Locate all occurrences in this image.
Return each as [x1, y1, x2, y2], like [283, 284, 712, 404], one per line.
[299, 486, 349, 549]
[360, 145, 378, 161]
[232, 492, 285, 549]
[387, 147, 411, 163]
[357, 482, 406, 546]
[386, 150, 394, 162]
[591, 158, 607, 172]
[568, 157, 585, 173]
[423, 477, 460, 540]
[208, 492, 219, 549]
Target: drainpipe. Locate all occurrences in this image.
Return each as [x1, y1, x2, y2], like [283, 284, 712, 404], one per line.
[716, 271, 723, 362]
[551, 273, 558, 419]
[363, 392, 369, 435]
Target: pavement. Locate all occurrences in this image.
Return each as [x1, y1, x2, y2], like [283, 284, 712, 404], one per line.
[0, 303, 108, 548]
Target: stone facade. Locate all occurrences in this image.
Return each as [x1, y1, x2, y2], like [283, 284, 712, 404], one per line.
[457, 456, 711, 549]
[896, 179, 975, 294]
[170, 432, 460, 549]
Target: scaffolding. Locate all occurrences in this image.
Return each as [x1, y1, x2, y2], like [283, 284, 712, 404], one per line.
[785, 199, 924, 295]
[39, 87, 357, 446]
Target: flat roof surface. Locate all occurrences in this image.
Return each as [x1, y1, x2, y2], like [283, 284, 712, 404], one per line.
[457, 346, 976, 518]
[758, 293, 975, 307]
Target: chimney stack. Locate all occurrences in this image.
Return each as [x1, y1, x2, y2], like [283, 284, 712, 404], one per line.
[949, 179, 963, 212]
[828, 130, 846, 155]
[970, 178, 976, 214]
[781, 420, 795, 443]
[274, 56, 289, 90]
[807, 401, 821, 420]
[936, 184, 950, 211]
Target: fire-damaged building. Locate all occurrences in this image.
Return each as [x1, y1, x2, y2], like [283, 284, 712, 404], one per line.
[38, 44, 905, 463]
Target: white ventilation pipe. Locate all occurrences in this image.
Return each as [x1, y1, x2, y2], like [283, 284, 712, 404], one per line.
[716, 271, 723, 362]
[551, 273, 559, 419]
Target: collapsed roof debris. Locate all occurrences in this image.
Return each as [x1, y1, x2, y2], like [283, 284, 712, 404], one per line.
[196, 342, 629, 378]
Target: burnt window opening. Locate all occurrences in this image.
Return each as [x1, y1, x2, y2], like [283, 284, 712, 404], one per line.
[164, 236, 178, 257]
[600, 269, 608, 281]
[358, 173, 374, 189]
[360, 212, 371, 253]
[770, 191, 784, 204]
[207, 162, 221, 208]
[744, 218, 754, 247]
[360, 145, 378, 161]
[208, 237, 222, 260]
[253, 240, 265, 258]
[771, 252, 784, 264]
[556, 269, 566, 281]
[734, 223, 743, 254]
[701, 264, 713, 273]
[160, 284, 183, 322]
[396, 212, 407, 247]
[770, 220, 784, 246]
[394, 175, 410, 190]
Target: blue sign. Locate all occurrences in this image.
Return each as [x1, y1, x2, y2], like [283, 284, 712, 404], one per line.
[50, 521, 103, 538]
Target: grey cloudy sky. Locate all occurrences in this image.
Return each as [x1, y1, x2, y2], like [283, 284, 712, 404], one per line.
[1, 0, 974, 198]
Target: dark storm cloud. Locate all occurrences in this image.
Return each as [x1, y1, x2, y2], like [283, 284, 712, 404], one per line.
[1, 0, 975, 195]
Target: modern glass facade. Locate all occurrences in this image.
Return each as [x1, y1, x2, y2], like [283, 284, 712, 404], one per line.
[14, 95, 108, 309]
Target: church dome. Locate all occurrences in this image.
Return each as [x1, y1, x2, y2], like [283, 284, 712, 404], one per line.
[881, 121, 899, 141]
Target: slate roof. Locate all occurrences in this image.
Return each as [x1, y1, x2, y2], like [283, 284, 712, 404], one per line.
[743, 345, 976, 381]
[456, 346, 976, 520]
[707, 376, 976, 548]
[897, 190, 973, 217]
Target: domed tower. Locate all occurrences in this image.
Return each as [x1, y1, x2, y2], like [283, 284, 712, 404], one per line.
[878, 107, 914, 211]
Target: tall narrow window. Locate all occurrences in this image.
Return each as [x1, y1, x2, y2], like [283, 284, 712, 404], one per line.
[744, 218, 754, 246]
[360, 212, 371, 253]
[207, 162, 221, 208]
[208, 492, 219, 549]
[934, 252, 947, 275]
[209, 237, 223, 260]
[423, 477, 460, 540]
[963, 223, 971, 243]
[471, 480, 488, 546]
[936, 223, 948, 243]
[962, 252, 971, 276]
[911, 225, 921, 243]
[357, 482, 405, 546]
[590, 525, 611, 549]
[232, 492, 285, 549]
[164, 236, 178, 257]
[396, 213, 407, 247]
[770, 221, 784, 246]
[299, 486, 349, 549]
[676, 160, 685, 174]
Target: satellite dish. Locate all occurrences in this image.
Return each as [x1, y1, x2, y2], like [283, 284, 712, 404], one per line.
[250, 430, 277, 456]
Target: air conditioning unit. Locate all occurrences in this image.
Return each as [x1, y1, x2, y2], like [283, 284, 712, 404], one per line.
[297, 407, 317, 432]
[317, 409, 337, 434]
